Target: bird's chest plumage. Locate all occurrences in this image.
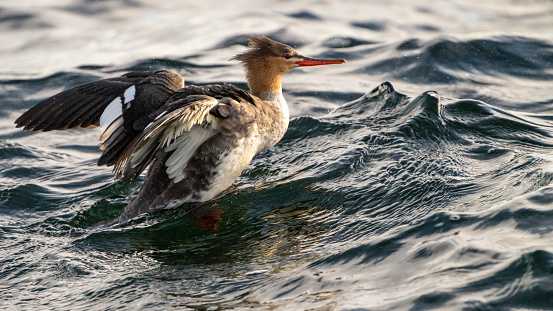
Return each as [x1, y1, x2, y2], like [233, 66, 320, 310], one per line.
[192, 99, 289, 202]
[255, 90, 289, 153]
[195, 133, 260, 201]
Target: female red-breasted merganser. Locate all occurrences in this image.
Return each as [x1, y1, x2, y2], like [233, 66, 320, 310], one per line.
[15, 35, 345, 223]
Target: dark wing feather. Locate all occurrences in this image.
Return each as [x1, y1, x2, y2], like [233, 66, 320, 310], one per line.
[14, 71, 156, 131]
[168, 83, 255, 105]
[15, 70, 185, 168]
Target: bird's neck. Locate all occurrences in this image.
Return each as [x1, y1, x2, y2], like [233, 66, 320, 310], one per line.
[242, 62, 290, 130]
[252, 84, 290, 153]
[245, 63, 289, 122]
[244, 62, 284, 100]
[246, 67, 288, 116]
[242, 63, 290, 152]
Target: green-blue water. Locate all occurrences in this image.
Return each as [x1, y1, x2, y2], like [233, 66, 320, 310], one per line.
[1, 0, 553, 309]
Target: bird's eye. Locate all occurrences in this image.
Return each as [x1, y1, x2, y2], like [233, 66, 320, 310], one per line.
[284, 53, 292, 59]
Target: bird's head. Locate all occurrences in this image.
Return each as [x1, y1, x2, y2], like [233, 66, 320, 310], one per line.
[232, 35, 345, 95]
[232, 35, 345, 74]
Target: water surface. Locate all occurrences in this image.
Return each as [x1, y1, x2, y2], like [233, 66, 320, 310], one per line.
[1, 0, 553, 310]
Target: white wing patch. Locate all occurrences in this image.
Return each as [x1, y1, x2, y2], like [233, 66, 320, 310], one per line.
[99, 116, 123, 149]
[152, 102, 220, 148]
[165, 125, 215, 183]
[122, 86, 136, 109]
[99, 97, 122, 133]
[99, 85, 136, 145]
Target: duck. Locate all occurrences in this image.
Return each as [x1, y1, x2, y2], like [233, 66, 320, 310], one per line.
[15, 35, 345, 223]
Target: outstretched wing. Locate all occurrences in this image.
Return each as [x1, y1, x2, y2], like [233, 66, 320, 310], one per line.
[15, 70, 185, 166]
[113, 94, 229, 182]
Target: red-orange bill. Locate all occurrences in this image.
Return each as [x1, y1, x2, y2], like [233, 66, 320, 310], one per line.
[296, 56, 346, 67]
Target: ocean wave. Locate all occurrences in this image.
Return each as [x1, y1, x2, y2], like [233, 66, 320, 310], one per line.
[357, 36, 553, 84]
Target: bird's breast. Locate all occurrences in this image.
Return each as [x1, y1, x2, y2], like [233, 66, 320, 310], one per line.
[255, 91, 290, 153]
[195, 133, 260, 201]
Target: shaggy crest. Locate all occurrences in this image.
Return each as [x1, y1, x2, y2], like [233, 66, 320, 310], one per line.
[231, 35, 298, 63]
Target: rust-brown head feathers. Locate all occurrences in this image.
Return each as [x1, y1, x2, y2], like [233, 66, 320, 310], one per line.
[231, 35, 299, 64]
